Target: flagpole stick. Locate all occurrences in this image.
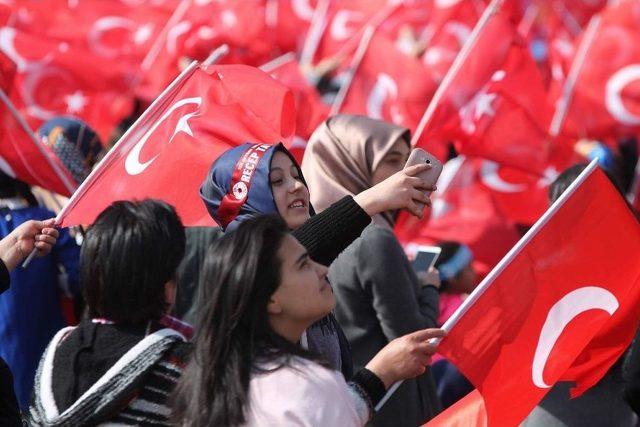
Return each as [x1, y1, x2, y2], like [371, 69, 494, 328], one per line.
[202, 44, 229, 67]
[329, 25, 375, 116]
[411, 0, 503, 146]
[259, 52, 296, 73]
[140, 0, 192, 73]
[0, 90, 76, 195]
[553, 1, 582, 37]
[548, 16, 601, 137]
[375, 159, 600, 410]
[299, 0, 330, 67]
[517, 4, 538, 37]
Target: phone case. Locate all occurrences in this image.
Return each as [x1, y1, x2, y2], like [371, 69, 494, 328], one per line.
[404, 148, 443, 209]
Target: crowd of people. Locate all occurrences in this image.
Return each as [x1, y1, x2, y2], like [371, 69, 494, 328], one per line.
[0, 112, 637, 426]
[1, 0, 640, 425]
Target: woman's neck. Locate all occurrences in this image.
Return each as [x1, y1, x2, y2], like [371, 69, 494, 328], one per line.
[269, 317, 309, 344]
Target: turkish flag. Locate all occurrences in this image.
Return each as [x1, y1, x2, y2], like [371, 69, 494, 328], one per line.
[557, 1, 640, 138]
[417, 5, 551, 175]
[437, 164, 640, 426]
[340, 32, 436, 132]
[57, 64, 295, 227]
[0, 91, 75, 196]
[0, 51, 15, 93]
[420, 0, 485, 84]
[395, 157, 522, 279]
[138, 0, 273, 101]
[313, 0, 390, 63]
[0, 26, 135, 142]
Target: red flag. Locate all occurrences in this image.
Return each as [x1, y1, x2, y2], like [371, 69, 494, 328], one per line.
[424, 390, 487, 427]
[437, 163, 640, 426]
[415, 3, 551, 174]
[57, 64, 295, 227]
[340, 32, 436, 131]
[0, 91, 75, 196]
[0, 26, 135, 142]
[266, 55, 329, 140]
[553, 1, 640, 139]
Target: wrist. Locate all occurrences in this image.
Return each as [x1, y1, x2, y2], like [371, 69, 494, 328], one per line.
[353, 190, 381, 217]
[0, 240, 21, 272]
[365, 360, 394, 389]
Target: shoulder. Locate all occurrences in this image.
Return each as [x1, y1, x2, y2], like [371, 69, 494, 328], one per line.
[248, 357, 361, 426]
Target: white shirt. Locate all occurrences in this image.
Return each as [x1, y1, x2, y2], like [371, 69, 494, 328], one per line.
[245, 357, 365, 427]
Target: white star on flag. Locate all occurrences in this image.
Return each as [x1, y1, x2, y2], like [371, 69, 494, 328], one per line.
[537, 166, 560, 188]
[459, 91, 497, 134]
[64, 90, 88, 114]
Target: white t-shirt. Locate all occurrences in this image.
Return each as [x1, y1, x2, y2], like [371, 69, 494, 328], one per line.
[245, 356, 366, 427]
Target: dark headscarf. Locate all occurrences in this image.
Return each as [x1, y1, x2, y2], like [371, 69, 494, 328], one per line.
[200, 142, 312, 231]
[38, 116, 102, 185]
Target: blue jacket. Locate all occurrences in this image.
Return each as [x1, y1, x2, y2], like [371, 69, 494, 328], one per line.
[0, 206, 80, 409]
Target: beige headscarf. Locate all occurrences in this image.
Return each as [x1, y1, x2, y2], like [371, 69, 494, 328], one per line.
[302, 115, 410, 228]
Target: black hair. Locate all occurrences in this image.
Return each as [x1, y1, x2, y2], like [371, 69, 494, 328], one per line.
[172, 215, 319, 426]
[435, 241, 462, 292]
[81, 199, 186, 324]
[548, 163, 624, 203]
[0, 172, 38, 206]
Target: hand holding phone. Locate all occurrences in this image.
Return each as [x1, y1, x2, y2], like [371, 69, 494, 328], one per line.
[404, 148, 443, 210]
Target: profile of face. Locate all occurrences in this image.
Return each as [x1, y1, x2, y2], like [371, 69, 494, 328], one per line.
[371, 137, 411, 186]
[270, 151, 311, 230]
[268, 234, 335, 330]
[448, 264, 478, 295]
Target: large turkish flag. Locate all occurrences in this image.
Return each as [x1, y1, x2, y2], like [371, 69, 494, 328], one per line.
[57, 63, 295, 227]
[437, 163, 640, 426]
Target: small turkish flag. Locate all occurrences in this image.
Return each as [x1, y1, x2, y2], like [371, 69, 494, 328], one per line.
[424, 390, 487, 427]
[57, 63, 295, 227]
[437, 163, 640, 426]
[554, 1, 640, 139]
[340, 32, 437, 132]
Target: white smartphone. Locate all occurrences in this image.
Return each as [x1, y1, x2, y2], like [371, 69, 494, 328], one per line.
[412, 245, 442, 273]
[404, 148, 443, 209]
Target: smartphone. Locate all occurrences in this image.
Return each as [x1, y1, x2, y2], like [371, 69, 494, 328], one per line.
[412, 245, 442, 273]
[404, 148, 443, 209]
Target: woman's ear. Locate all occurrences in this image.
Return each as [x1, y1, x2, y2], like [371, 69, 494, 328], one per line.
[267, 296, 283, 315]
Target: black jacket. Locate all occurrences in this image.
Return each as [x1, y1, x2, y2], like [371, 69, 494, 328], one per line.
[0, 260, 21, 426]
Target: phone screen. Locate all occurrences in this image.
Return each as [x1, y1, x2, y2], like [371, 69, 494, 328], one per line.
[412, 250, 440, 273]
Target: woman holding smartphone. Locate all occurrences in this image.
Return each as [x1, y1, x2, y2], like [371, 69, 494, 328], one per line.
[302, 115, 443, 426]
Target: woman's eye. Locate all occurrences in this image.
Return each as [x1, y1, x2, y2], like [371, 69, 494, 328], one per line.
[270, 179, 283, 186]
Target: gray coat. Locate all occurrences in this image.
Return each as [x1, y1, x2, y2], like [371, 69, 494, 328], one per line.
[329, 224, 441, 426]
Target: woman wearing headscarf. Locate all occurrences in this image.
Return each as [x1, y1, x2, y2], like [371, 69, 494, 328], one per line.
[302, 115, 442, 426]
[199, 141, 437, 415]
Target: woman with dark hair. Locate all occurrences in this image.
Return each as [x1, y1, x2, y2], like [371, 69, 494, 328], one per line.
[302, 115, 442, 426]
[199, 140, 436, 408]
[173, 215, 444, 426]
[29, 199, 188, 426]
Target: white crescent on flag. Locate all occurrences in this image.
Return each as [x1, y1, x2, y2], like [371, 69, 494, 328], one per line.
[531, 286, 619, 389]
[330, 10, 364, 41]
[366, 73, 397, 120]
[125, 97, 202, 175]
[88, 16, 137, 58]
[605, 64, 640, 126]
[480, 161, 527, 193]
[0, 156, 16, 178]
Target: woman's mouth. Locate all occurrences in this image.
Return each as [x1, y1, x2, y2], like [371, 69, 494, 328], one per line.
[288, 199, 306, 209]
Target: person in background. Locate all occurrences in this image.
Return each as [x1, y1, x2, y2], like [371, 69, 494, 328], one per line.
[0, 173, 80, 410]
[0, 219, 58, 426]
[200, 140, 435, 411]
[29, 200, 189, 426]
[172, 215, 445, 426]
[302, 114, 442, 426]
[523, 163, 637, 427]
[430, 241, 476, 409]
